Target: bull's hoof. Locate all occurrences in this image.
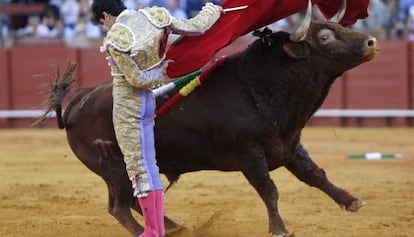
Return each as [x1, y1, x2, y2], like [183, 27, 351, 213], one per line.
[345, 200, 366, 212]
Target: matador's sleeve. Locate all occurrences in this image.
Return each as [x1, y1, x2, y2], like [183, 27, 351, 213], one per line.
[170, 2, 222, 35]
[108, 47, 164, 88]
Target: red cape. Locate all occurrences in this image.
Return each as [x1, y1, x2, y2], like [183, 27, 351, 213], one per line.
[166, 0, 369, 78]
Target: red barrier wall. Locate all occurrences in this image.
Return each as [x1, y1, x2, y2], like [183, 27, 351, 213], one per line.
[77, 48, 111, 87]
[410, 42, 414, 110]
[343, 41, 409, 126]
[8, 47, 78, 127]
[408, 42, 414, 126]
[345, 41, 409, 109]
[0, 49, 10, 127]
[1, 40, 414, 128]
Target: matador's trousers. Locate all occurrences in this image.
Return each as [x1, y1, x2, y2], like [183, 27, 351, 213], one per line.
[112, 79, 164, 197]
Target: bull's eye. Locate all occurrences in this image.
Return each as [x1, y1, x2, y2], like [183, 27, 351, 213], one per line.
[318, 29, 334, 45]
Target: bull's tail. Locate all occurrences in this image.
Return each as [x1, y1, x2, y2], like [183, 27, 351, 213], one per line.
[33, 62, 77, 129]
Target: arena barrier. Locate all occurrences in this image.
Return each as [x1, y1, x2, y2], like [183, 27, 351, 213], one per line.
[2, 109, 414, 119]
[0, 110, 56, 118]
[1, 40, 414, 127]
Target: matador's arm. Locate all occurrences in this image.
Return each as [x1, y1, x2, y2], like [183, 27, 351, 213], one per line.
[108, 47, 164, 88]
[170, 2, 222, 35]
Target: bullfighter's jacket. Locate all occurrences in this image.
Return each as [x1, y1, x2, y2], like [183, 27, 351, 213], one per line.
[100, 3, 222, 197]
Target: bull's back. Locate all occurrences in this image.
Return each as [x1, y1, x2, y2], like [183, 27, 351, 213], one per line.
[64, 83, 121, 176]
[63, 84, 114, 145]
[65, 84, 113, 127]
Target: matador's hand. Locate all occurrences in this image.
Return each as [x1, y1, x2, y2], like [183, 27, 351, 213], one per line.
[161, 59, 173, 81]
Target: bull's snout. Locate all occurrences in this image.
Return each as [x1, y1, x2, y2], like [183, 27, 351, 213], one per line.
[363, 36, 380, 61]
[366, 36, 379, 50]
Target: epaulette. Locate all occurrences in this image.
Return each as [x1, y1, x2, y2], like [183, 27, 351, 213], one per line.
[102, 23, 135, 52]
[139, 6, 171, 28]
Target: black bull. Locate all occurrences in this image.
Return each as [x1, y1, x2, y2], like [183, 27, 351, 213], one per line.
[42, 21, 379, 236]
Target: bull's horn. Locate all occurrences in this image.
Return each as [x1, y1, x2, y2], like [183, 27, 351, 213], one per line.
[329, 0, 346, 23]
[289, 0, 312, 42]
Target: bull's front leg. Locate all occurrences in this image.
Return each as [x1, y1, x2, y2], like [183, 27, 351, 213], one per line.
[240, 146, 290, 237]
[105, 176, 144, 236]
[285, 143, 365, 211]
[93, 140, 144, 236]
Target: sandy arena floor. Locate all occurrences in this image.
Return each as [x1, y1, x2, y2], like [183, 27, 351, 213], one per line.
[0, 127, 413, 237]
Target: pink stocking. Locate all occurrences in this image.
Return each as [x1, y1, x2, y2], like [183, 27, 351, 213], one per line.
[138, 191, 159, 237]
[154, 190, 165, 236]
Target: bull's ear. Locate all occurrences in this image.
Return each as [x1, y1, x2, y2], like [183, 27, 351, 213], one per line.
[282, 42, 310, 59]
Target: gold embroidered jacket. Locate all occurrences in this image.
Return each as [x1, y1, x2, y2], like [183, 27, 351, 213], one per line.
[101, 3, 222, 86]
[100, 3, 222, 197]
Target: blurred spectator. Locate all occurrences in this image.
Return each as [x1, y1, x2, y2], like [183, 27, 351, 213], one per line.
[38, 4, 64, 38]
[74, 12, 102, 38]
[79, 0, 91, 15]
[17, 14, 41, 37]
[166, 0, 188, 18]
[10, 0, 414, 46]
[136, 0, 150, 8]
[398, 0, 414, 23]
[406, 5, 414, 40]
[186, 0, 219, 18]
[60, 0, 81, 37]
[186, 0, 203, 18]
[0, 0, 11, 39]
[17, 4, 64, 39]
[49, 0, 63, 8]
[352, 0, 387, 40]
[124, 0, 138, 9]
[383, 0, 404, 39]
[148, 0, 167, 7]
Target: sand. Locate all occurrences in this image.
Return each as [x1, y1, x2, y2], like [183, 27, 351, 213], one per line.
[0, 127, 413, 237]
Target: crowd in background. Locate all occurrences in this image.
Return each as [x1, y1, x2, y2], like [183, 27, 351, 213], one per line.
[0, 0, 223, 43]
[1, 0, 414, 46]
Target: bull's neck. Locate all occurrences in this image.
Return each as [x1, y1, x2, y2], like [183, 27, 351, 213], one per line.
[289, 77, 334, 129]
[251, 71, 336, 133]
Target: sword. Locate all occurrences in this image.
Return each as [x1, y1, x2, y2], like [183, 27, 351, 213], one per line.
[223, 5, 248, 13]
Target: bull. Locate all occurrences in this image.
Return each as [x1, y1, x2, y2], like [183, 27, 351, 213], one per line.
[38, 2, 379, 236]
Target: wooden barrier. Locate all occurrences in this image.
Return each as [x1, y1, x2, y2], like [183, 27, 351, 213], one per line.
[0, 49, 10, 127]
[343, 41, 409, 126]
[1, 40, 414, 128]
[0, 3, 45, 15]
[7, 47, 78, 127]
[408, 42, 414, 126]
[77, 48, 111, 87]
[345, 41, 409, 109]
[0, 3, 46, 31]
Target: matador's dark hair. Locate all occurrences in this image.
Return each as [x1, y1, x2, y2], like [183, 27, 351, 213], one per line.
[90, 0, 126, 24]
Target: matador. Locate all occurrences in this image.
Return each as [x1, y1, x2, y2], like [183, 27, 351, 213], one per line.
[92, 0, 222, 236]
